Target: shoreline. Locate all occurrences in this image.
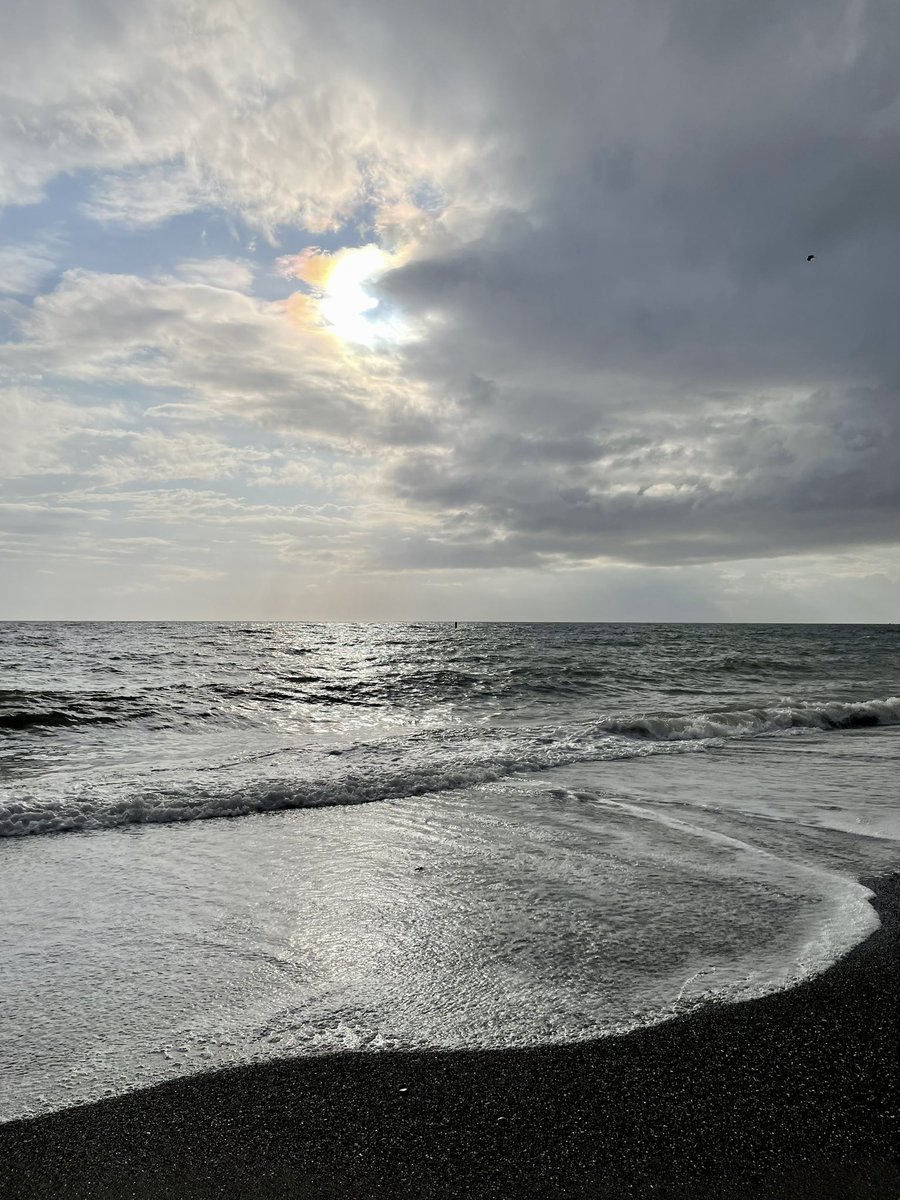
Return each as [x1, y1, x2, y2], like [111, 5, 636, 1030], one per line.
[3, 875, 900, 1198]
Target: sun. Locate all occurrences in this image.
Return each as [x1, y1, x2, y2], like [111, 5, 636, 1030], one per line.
[318, 245, 406, 347]
[278, 242, 414, 348]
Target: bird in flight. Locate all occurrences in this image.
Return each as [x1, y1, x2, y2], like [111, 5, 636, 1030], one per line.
[807, 254, 815, 262]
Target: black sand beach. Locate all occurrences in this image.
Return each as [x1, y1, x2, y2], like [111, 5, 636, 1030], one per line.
[2, 875, 900, 1199]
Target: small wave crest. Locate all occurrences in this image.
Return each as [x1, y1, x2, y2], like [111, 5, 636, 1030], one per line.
[600, 696, 900, 741]
[0, 764, 513, 838]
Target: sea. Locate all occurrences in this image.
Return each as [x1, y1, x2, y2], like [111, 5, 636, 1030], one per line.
[2, 622, 899, 1122]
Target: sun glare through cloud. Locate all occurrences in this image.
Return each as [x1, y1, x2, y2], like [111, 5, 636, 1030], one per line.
[280, 244, 410, 348]
[321, 245, 389, 346]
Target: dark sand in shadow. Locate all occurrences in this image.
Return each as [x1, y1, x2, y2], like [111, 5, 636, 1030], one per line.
[2, 875, 900, 1199]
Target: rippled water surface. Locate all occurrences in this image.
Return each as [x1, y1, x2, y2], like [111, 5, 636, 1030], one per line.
[2, 622, 899, 1118]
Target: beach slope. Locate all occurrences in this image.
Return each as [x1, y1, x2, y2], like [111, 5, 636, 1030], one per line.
[2, 876, 900, 1199]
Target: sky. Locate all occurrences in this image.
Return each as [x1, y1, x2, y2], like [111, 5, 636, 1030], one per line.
[2, 0, 900, 621]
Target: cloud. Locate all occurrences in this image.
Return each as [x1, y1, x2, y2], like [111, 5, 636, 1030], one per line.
[82, 167, 209, 227]
[3, 0, 900, 616]
[1, 268, 435, 450]
[373, 376, 900, 567]
[172, 258, 254, 291]
[0, 0, 484, 234]
[0, 386, 124, 478]
[0, 239, 60, 296]
[364, 0, 900, 569]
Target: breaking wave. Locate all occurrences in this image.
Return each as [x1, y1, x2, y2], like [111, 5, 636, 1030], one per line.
[0, 734, 696, 838]
[600, 697, 900, 741]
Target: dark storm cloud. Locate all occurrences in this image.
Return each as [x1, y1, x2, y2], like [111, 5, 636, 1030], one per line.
[372, 0, 900, 568]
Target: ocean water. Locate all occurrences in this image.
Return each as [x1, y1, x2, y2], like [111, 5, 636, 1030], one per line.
[2, 621, 900, 1120]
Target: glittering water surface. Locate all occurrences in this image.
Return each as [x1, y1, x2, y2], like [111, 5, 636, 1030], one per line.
[2, 622, 899, 1118]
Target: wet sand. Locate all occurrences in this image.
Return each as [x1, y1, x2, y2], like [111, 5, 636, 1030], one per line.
[2, 874, 900, 1199]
